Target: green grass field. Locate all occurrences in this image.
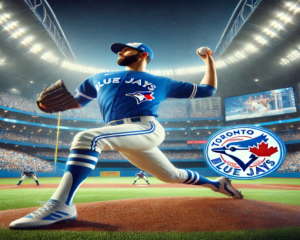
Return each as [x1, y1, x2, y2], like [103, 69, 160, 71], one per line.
[0, 177, 300, 240]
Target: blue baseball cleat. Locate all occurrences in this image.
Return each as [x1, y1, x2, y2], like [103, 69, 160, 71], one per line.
[214, 176, 243, 199]
[9, 199, 77, 229]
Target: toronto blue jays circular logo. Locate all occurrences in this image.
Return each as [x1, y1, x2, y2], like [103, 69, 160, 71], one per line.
[204, 125, 286, 180]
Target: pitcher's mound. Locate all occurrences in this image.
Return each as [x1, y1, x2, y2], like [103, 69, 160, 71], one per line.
[2, 197, 300, 232]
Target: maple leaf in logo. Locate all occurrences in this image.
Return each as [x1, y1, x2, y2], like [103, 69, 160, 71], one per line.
[249, 142, 278, 157]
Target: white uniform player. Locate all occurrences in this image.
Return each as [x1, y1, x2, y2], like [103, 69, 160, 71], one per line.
[16, 169, 40, 186]
[10, 42, 243, 229]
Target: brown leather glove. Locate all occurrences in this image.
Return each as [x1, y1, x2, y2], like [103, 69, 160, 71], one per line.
[36, 79, 79, 113]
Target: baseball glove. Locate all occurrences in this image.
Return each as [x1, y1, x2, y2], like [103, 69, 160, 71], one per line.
[36, 79, 79, 113]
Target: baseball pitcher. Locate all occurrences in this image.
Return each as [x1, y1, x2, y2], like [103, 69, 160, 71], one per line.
[133, 170, 150, 185]
[16, 169, 40, 186]
[10, 42, 243, 229]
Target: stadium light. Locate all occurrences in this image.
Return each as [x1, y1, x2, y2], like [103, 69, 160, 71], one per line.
[0, 3, 2, 9]
[0, 58, 5, 66]
[215, 60, 226, 68]
[21, 36, 35, 46]
[255, 79, 259, 82]
[4, 21, 18, 31]
[227, 56, 238, 63]
[234, 51, 246, 59]
[11, 28, 26, 39]
[285, 2, 300, 14]
[254, 36, 268, 45]
[30, 81, 34, 83]
[276, 12, 292, 23]
[0, 13, 11, 24]
[270, 21, 284, 30]
[280, 58, 290, 65]
[41, 52, 59, 64]
[30, 44, 43, 54]
[262, 28, 277, 38]
[245, 44, 258, 53]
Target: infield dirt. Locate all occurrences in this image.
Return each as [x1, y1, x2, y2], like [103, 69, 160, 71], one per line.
[1, 197, 300, 232]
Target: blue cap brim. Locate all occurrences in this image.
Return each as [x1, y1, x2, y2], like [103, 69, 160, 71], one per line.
[111, 43, 129, 54]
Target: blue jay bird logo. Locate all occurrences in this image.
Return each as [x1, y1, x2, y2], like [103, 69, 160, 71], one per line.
[205, 126, 286, 180]
[126, 91, 155, 104]
[211, 134, 276, 171]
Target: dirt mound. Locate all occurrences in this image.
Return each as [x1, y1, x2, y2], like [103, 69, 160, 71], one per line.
[2, 197, 300, 232]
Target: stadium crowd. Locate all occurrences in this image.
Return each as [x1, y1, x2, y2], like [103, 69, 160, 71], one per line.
[158, 101, 188, 119]
[4, 130, 300, 149]
[34, 150, 203, 160]
[190, 109, 221, 118]
[159, 142, 188, 148]
[0, 148, 53, 172]
[0, 132, 70, 147]
[0, 92, 101, 119]
[277, 131, 300, 142]
[278, 151, 300, 172]
[0, 92, 225, 120]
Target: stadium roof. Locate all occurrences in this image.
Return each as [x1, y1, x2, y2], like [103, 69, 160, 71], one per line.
[213, 0, 300, 98]
[0, 0, 300, 100]
[0, 0, 76, 97]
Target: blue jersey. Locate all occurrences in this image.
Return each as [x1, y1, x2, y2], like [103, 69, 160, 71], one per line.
[23, 171, 35, 177]
[75, 70, 216, 124]
[136, 172, 146, 177]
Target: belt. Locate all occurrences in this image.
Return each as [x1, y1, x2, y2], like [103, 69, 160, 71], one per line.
[106, 116, 156, 127]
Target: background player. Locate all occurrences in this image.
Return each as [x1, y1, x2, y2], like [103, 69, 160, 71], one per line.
[16, 169, 40, 186]
[10, 42, 243, 229]
[133, 170, 150, 185]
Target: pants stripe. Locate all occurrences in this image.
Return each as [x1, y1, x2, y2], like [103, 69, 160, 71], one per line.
[91, 121, 155, 151]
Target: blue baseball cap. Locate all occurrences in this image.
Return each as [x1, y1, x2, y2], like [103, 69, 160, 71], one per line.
[111, 42, 154, 62]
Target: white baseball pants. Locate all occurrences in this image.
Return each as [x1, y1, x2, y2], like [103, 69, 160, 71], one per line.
[20, 175, 38, 181]
[71, 116, 188, 183]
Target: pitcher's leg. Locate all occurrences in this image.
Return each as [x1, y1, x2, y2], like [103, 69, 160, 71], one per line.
[120, 148, 220, 189]
[49, 121, 163, 205]
[51, 149, 99, 205]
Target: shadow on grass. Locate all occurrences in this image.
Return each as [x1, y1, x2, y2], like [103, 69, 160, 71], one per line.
[11, 220, 121, 232]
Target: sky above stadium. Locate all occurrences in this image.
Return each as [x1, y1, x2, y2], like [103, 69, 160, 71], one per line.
[47, 0, 240, 70]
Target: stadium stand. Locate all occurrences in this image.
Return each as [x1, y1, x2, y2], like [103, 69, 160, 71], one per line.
[0, 148, 53, 172]
[34, 150, 203, 160]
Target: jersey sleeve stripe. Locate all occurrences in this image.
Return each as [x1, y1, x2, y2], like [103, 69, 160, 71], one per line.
[189, 84, 197, 99]
[75, 89, 96, 100]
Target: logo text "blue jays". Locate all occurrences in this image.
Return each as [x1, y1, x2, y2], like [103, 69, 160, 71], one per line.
[95, 78, 156, 92]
